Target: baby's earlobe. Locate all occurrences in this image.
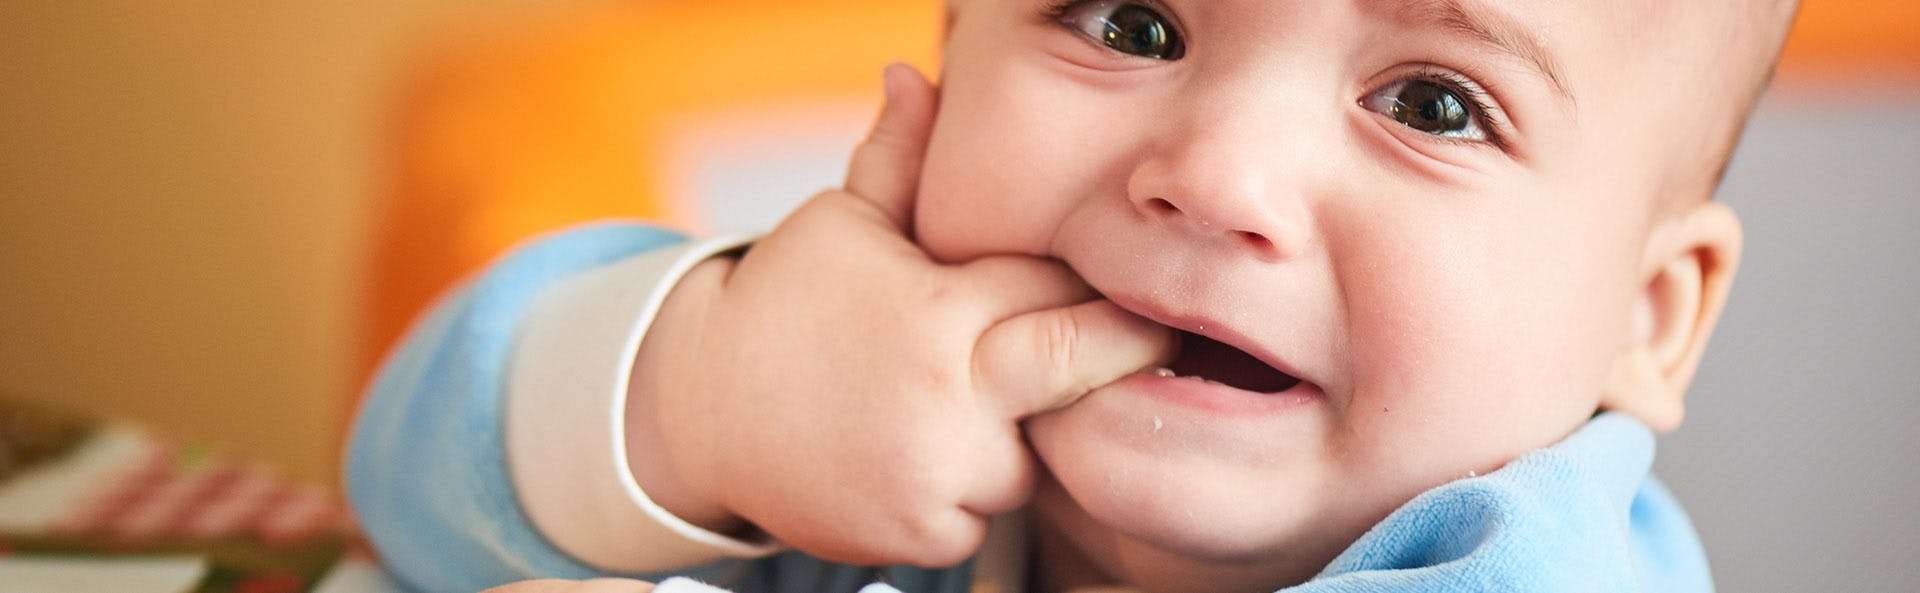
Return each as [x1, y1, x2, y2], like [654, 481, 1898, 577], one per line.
[1601, 348, 1685, 432]
[1601, 202, 1744, 433]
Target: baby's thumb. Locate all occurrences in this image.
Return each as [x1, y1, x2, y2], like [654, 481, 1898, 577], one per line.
[843, 63, 938, 231]
[973, 300, 1177, 418]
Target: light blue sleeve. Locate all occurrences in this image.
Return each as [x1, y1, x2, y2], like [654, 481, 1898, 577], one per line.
[343, 222, 974, 593]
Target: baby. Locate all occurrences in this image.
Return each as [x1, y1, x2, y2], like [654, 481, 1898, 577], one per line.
[347, 1, 1800, 592]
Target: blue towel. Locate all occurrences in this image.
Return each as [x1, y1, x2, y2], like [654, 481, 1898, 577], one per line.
[1295, 412, 1714, 592]
[348, 223, 1714, 593]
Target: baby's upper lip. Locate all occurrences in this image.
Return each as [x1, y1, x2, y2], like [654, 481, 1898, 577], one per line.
[1103, 292, 1314, 389]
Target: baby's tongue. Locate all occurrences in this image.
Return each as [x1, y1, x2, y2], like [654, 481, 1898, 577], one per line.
[1166, 331, 1301, 394]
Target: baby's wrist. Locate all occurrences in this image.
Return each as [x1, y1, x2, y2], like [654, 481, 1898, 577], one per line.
[627, 254, 744, 534]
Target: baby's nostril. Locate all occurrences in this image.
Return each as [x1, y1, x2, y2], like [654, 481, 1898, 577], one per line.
[1236, 230, 1273, 251]
[1146, 198, 1180, 214]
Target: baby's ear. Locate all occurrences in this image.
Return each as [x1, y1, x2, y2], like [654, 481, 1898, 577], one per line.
[1601, 202, 1743, 433]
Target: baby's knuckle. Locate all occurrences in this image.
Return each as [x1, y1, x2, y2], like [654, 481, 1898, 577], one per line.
[864, 122, 916, 153]
[918, 280, 958, 305]
[898, 511, 983, 568]
[1039, 311, 1082, 370]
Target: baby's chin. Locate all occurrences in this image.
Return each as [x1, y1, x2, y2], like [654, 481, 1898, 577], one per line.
[1023, 387, 1373, 566]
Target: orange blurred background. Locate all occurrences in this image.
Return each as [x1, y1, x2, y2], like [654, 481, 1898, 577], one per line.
[1776, 0, 1920, 84]
[0, 0, 1913, 497]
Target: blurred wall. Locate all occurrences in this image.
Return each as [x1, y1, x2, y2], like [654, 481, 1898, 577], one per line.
[0, 1, 579, 484]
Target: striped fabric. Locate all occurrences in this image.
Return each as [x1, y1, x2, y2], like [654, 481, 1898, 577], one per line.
[0, 422, 375, 593]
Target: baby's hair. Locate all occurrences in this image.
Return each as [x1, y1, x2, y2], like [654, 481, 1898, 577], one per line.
[1700, 0, 1802, 195]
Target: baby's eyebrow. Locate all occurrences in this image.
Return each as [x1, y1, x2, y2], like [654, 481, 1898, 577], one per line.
[1388, 0, 1575, 105]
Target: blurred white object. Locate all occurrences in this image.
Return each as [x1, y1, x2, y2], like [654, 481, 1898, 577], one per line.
[0, 556, 206, 593]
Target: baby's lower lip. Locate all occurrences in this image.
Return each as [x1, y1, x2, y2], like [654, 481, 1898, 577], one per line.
[1115, 370, 1323, 416]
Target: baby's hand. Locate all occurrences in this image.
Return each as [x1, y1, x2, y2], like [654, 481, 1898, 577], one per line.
[628, 64, 1174, 567]
[482, 580, 654, 593]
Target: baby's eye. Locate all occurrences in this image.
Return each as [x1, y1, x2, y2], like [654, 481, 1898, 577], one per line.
[1361, 78, 1488, 141]
[1054, 0, 1186, 60]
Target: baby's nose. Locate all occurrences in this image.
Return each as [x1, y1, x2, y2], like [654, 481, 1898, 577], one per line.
[1122, 107, 1318, 262]
[1136, 196, 1290, 258]
[1127, 172, 1310, 262]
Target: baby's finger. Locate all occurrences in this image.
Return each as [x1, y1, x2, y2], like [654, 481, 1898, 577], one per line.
[972, 300, 1177, 419]
[481, 580, 577, 593]
[953, 255, 1099, 320]
[482, 579, 656, 593]
[843, 63, 938, 231]
[576, 579, 658, 593]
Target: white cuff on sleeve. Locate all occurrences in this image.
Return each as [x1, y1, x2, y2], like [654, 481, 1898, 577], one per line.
[505, 232, 779, 573]
[651, 577, 737, 593]
[651, 577, 902, 593]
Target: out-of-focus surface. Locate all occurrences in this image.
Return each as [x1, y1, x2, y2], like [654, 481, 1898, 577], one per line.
[0, 398, 372, 592]
[1654, 91, 1920, 591]
[0, 0, 1915, 589]
[1653, 7, 1920, 592]
[0, 0, 590, 485]
[1775, 0, 1920, 83]
[360, 0, 940, 413]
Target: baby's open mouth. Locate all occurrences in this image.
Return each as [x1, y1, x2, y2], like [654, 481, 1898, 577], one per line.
[1154, 330, 1304, 394]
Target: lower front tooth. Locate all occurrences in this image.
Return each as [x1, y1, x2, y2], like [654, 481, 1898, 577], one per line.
[1151, 367, 1176, 378]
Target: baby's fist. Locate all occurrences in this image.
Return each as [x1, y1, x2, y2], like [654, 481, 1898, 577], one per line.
[629, 64, 1173, 567]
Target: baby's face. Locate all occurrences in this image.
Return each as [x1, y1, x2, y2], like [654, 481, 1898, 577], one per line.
[916, 0, 1745, 588]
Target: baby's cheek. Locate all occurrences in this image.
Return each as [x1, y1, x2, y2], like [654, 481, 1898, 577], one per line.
[915, 114, 1061, 260]
[1327, 216, 1567, 465]
[1332, 216, 1609, 485]
[916, 149, 1012, 261]
[1336, 226, 1508, 408]
[916, 54, 1140, 261]
[1349, 276, 1513, 426]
